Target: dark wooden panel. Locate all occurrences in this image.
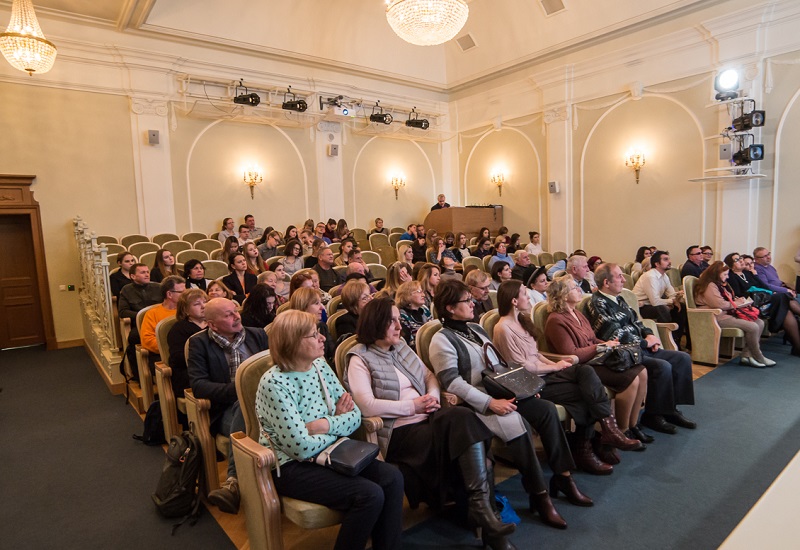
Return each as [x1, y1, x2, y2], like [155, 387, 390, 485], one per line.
[0, 215, 44, 349]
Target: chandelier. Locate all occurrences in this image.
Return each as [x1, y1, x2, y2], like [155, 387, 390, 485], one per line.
[385, 0, 469, 46]
[0, 0, 57, 75]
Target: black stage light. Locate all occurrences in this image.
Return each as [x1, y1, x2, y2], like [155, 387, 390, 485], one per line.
[234, 92, 261, 106]
[370, 112, 393, 124]
[732, 110, 765, 131]
[405, 108, 429, 130]
[282, 99, 308, 112]
[732, 144, 764, 165]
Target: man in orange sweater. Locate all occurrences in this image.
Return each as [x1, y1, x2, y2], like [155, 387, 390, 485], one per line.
[140, 275, 185, 373]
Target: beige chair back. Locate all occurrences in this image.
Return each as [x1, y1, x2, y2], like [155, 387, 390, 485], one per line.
[667, 267, 682, 289]
[623, 262, 634, 275]
[121, 234, 149, 248]
[488, 289, 498, 309]
[463, 256, 484, 273]
[553, 251, 567, 262]
[351, 228, 368, 241]
[176, 249, 209, 263]
[328, 242, 341, 254]
[415, 320, 443, 371]
[182, 232, 208, 245]
[531, 302, 553, 352]
[333, 265, 348, 280]
[235, 350, 275, 440]
[479, 309, 500, 338]
[683, 275, 698, 309]
[388, 233, 402, 247]
[327, 310, 347, 342]
[632, 270, 643, 284]
[326, 295, 342, 316]
[265, 256, 285, 268]
[575, 295, 593, 320]
[368, 233, 390, 250]
[105, 243, 126, 254]
[155, 316, 178, 364]
[209, 232, 220, 240]
[129, 241, 160, 257]
[390, 227, 405, 234]
[357, 239, 371, 252]
[138, 251, 157, 268]
[203, 260, 229, 280]
[163, 240, 192, 256]
[153, 233, 180, 247]
[376, 245, 398, 267]
[395, 239, 413, 252]
[361, 250, 381, 264]
[334, 334, 359, 382]
[368, 263, 387, 280]
[538, 252, 554, 265]
[195, 239, 223, 255]
[97, 235, 118, 245]
[622, 273, 634, 290]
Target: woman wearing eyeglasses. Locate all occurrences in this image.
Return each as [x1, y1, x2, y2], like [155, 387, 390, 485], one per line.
[395, 280, 431, 349]
[335, 280, 372, 341]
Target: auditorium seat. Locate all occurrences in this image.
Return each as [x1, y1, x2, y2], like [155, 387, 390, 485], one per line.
[182, 232, 208, 245]
[134, 304, 159, 409]
[175, 249, 209, 264]
[368, 263, 387, 280]
[361, 250, 381, 264]
[121, 234, 149, 248]
[194, 239, 223, 255]
[96, 235, 118, 245]
[154, 316, 184, 442]
[152, 233, 180, 247]
[128, 241, 159, 258]
[163, 240, 192, 256]
[203, 260, 229, 280]
[683, 275, 744, 365]
[104, 243, 126, 254]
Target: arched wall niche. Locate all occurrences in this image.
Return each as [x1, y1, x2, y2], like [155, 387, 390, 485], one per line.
[581, 96, 704, 262]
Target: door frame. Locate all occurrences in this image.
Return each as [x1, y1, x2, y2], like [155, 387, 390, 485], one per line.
[0, 175, 57, 349]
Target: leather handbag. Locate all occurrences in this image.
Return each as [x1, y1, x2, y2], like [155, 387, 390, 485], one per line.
[481, 342, 545, 401]
[313, 364, 379, 476]
[587, 343, 641, 372]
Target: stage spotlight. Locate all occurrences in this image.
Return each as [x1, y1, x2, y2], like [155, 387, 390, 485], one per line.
[715, 69, 739, 101]
[370, 102, 393, 125]
[233, 79, 261, 106]
[282, 87, 308, 112]
[731, 110, 765, 131]
[732, 144, 764, 165]
[405, 107, 429, 130]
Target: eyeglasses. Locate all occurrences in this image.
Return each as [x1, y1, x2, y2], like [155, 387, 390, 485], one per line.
[456, 298, 474, 304]
[304, 330, 322, 339]
[473, 284, 491, 291]
[732, 257, 742, 262]
[412, 288, 424, 294]
[755, 253, 771, 259]
[689, 252, 702, 256]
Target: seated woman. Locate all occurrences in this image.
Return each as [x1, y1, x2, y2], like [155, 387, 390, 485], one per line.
[370, 217, 388, 235]
[267, 262, 290, 302]
[411, 235, 429, 264]
[282, 239, 305, 277]
[380, 261, 414, 300]
[221, 252, 257, 304]
[695, 261, 775, 367]
[398, 244, 415, 265]
[395, 280, 431, 350]
[507, 233, 521, 254]
[334, 238, 356, 267]
[183, 259, 212, 291]
[336, 218, 352, 241]
[632, 246, 651, 274]
[290, 287, 335, 364]
[304, 238, 327, 269]
[489, 261, 513, 291]
[586, 256, 602, 288]
[243, 242, 266, 275]
[206, 279, 234, 300]
[218, 236, 241, 265]
[489, 241, 515, 270]
[525, 231, 543, 256]
[256, 310, 404, 550]
[150, 249, 177, 283]
[167, 288, 208, 396]
[473, 237, 493, 260]
[240, 283, 278, 329]
[218, 217, 236, 243]
[725, 252, 800, 355]
[335, 279, 372, 341]
[429, 279, 591, 530]
[452, 232, 471, 262]
[417, 263, 441, 310]
[543, 277, 650, 446]
[526, 266, 549, 305]
[346, 298, 515, 550]
[283, 225, 299, 244]
[478, 227, 491, 241]
[493, 280, 643, 475]
[427, 237, 457, 265]
[110, 251, 136, 298]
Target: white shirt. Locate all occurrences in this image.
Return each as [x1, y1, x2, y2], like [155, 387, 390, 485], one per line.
[633, 269, 676, 307]
[528, 288, 546, 304]
[525, 243, 543, 255]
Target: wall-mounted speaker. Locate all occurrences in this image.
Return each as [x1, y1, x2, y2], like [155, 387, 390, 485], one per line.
[548, 181, 560, 194]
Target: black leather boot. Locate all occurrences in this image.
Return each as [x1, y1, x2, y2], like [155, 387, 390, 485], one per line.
[457, 442, 516, 545]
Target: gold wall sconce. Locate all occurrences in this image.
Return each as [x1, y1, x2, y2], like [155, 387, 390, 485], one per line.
[625, 150, 645, 184]
[243, 166, 263, 199]
[491, 171, 505, 196]
[390, 174, 406, 200]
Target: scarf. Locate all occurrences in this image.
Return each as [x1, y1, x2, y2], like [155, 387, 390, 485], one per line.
[442, 317, 482, 346]
[208, 328, 247, 379]
[188, 277, 207, 291]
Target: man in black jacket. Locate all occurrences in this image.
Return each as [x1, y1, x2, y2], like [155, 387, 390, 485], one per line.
[588, 263, 695, 438]
[118, 263, 161, 380]
[188, 298, 268, 513]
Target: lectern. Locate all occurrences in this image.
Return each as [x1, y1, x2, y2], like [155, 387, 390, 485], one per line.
[423, 206, 503, 238]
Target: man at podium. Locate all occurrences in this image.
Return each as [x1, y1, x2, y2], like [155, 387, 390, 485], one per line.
[430, 194, 450, 211]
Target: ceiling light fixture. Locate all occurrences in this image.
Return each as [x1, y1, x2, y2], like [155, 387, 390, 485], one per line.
[233, 80, 261, 106]
[385, 0, 469, 46]
[369, 101, 393, 125]
[282, 86, 308, 112]
[0, 0, 58, 75]
[405, 107, 430, 130]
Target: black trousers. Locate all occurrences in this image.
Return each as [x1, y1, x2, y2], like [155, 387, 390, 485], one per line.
[273, 459, 404, 550]
[640, 304, 690, 348]
[640, 347, 694, 416]
[540, 364, 612, 440]
[514, 396, 576, 474]
[124, 326, 140, 381]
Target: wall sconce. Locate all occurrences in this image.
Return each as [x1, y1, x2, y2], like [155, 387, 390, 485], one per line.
[491, 171, 505, 196]
[243, 166, 263, 199]
[390, 174, 406, 200]
[625, 151, 645, 184]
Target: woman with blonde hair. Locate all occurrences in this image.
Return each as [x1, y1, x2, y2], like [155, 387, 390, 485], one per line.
[381, 262, 414, 299]
[256, 310, 404, 550]
[290, 286, 335, 364]
[398, 243, 414, 265]
[336, 280, 371, 340]
[395, 280, 430, 349]
[167, 288, 208, 396]
[206, 280, 234, 300]
[417, 263, 441, 310]
[243, 242, 266, 275]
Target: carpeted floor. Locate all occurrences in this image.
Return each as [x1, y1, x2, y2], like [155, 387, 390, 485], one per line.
[0, 345, 235, 549]
[402, 337, 800, 549]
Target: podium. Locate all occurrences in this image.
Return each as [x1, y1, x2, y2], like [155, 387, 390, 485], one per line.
[424, 206, 503, 238]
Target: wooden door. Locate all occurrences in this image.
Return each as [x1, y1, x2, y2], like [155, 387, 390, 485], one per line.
[0, 215, 45, 348]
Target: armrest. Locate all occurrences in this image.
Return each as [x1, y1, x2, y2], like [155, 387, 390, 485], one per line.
[184, 388, 220, 494]
[155, 361, 180, 441]
[135, 345, 155, 409]
[231, 430, 277, 470]
[361, 416, 384, 433]
[654, 322, 679, 351]
[542, 352, 579, 365]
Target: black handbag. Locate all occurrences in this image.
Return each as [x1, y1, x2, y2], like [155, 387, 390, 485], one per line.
[313, 364, 379, 476]
[481, 342, 545, 401]
[587, 342, 641, 372]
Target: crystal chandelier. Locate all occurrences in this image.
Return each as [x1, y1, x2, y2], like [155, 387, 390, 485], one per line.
[0, 0, 57, 75]
[386, 0, 469, 47]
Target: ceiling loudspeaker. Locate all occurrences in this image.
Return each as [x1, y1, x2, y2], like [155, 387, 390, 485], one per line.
[456, 33, 477, 52]
[540, 0, 566, 16]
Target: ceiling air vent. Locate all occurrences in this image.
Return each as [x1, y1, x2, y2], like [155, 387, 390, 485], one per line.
[540, 0, 566, 16]
[456, 33, 477, 52]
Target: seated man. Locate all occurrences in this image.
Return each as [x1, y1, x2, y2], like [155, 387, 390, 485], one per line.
[348, 248, 375, 282]
[399, 223, 417, 243]
[566, 254, 596, 294]
[313, 247, 343, 292]
[236, 224, 251, 247]
[633, 250, 688, 348]
[465, 269, 493, 322]
[753, 247, 798, 298]
[187, 298, 269, 514]
[331, 262, 378, 295]
[439, 256, 462, 281]
[244, 214, 263, 241]
[299, 229, 314, 254]
[511, 250, 536, 283]
[257, 230, 280, 261]
[589, 263, 695, 436]
[700, 246, 714, 269]
[118, 263, 162, 381]
[314, 222, 331, 245]
[680, 245, 706, 279]
[430, 193, 450, 211]
[139, 275, 185, 374]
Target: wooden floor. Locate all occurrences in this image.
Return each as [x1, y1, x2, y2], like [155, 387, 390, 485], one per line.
[185, 361, 718, 549]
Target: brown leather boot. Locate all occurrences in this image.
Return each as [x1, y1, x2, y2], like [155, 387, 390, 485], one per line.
[599, 416, 644, 451]
[530, 491, 567, 529]
[591, 436, 621, 465]
[573, 438, 613, 475]
[549, 474, 593, 507]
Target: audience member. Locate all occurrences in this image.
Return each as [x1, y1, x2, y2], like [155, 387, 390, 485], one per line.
[566, 254, 595, 294]
[430, 193, 451, 211]
[336, 280, 372, 341]
[222, 253, 257, 304]
[439, 256, 462, 281]
[266, 263, 290, 302]
[188, 297, 269, 514]
[370, 217, 389, 235]
[284, 225, 299, 243]
[240, 283, 278, 329]
[219, 236, 241, 265]
[753, 247, 798, 297]
[110, 251, 136, 298]
[140, 275, 185, 374]
[417, 263, 441, 309]
[411, 235, 429, 264]
[150, 248, 177, 283]
[395, 280, 431, 349]
[589, 263, 695, 435]
[118, 263, 162, 379]
[313, 247, 342, 292]
[299, 229, 314, 254]
[244, 214, 263, 241]
[167, 288, 208, 397]
[452, 232, 471, 262]
[465, 270, 494, 322]
[525, 231, 543, 256]
[527, 266, 549, 305]
[336, 219, 351, 241]
[632, 246, 652, 274]
[314, 222, 331, 244]
[512, 250, 536, 283]
[323, 218, 338, 242]
[381, 262, 414, 299]
[281, 239, 304, 277]
[256, 310, 403, 550]
[398, 243, 415, 264]
[489, 261, 512, 291]
[399, 223, 417, 243]
[488, 241, 515, 270]
[218, 218, 236, 243]
[206, 280, 234, 300]
[289, 287, 335, 364]
[304, 238, 327, 268]
[183, 259, 212, 291]
[243, 242, 266, 275]
[334, 238, 356, 266]
[632, 250, 688, 348]
[700, 246, 714, 268]
[474, 237, 493, 260]
[508, 233, 521, 254]
[257, 231, 280, 261]
[236, 224, 251, 247]
[680, 245, 706, 279]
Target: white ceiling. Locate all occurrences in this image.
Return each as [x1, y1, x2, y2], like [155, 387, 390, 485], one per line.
[4, 0, 747, 90]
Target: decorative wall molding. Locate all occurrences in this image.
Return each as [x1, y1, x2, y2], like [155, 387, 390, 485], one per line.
[130, 97, 168, 116]
[544, 108, 569, 125]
